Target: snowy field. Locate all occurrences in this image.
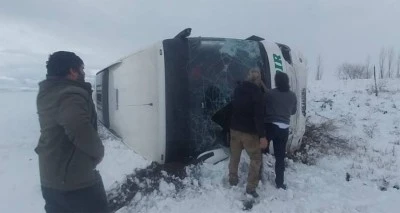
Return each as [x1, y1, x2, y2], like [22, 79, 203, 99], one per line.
[0, 79, 399, 213]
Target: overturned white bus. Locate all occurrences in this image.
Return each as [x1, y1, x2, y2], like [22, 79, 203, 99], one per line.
[95, 28, 307, 164]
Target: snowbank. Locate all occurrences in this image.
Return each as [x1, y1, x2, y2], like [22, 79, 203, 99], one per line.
[0, 78, 399, 212]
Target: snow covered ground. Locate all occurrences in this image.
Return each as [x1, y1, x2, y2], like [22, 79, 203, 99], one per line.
[0, 79, 399, 213]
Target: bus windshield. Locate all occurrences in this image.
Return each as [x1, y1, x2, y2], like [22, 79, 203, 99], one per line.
[187, 38, 265, 153]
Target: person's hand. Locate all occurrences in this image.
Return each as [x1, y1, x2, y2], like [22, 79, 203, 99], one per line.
[255, 78, 264, 87]
[260, 137, 269, 149]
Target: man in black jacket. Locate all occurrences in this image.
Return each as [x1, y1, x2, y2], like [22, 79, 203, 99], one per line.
[229, 68, 268, 198]
[36, 51, 109, 213]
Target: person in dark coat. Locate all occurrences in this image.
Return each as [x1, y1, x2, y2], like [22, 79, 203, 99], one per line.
[35, 51, 109, 213]
[264, 71, 297, 190]
[229, 68, 269, 198]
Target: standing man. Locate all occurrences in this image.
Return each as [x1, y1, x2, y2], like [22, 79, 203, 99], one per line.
[264, 71, 297, 190]
[35, 51, 109, 212]
[229, 68, 269, 198]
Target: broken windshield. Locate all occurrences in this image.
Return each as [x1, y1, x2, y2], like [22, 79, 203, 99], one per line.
[187, 38, 264, 153]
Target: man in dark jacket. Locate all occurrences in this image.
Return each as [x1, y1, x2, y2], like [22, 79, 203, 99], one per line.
[264, 71, 297, 190]
[35, 51, 108, 213]
[229, 68, 268, 198]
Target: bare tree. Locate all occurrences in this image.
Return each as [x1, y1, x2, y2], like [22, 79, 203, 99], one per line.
[316, 55, 323, 80]
[379, 47, 386, 79]
[374, 66, 378, 96]
[337, 63, 366, 80]
[397, 53, 400, 78]
[387, 47, 395, 78]
[365, 55, 371, 79]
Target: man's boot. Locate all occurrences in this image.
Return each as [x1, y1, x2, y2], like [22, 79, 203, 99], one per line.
[245, 188, 259, 198]
[276, 183, 287, 190]
[229, 177, 238, 186]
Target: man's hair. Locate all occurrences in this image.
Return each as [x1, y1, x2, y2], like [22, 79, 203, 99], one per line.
[46, 51, 83, 77]
[246, 67, 261, 84]
[275, 71, 290, 92]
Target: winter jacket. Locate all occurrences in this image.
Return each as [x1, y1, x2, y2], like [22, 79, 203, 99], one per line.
[230, 81, 265, 138]
[264, 88, 297, 125]
[35, 77, 104, 191]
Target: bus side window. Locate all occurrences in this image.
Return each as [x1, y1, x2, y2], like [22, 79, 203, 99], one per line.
[277, 43, 292, 65]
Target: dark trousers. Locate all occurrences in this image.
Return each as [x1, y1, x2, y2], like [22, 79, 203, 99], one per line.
[264, 123, 289, 186]
[41, 180, 109, 213]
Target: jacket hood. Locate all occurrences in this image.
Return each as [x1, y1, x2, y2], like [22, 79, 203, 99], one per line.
[38, 77, 92, 94]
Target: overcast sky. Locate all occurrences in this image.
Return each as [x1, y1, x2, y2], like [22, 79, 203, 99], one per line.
[1, 0, 399, 82]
